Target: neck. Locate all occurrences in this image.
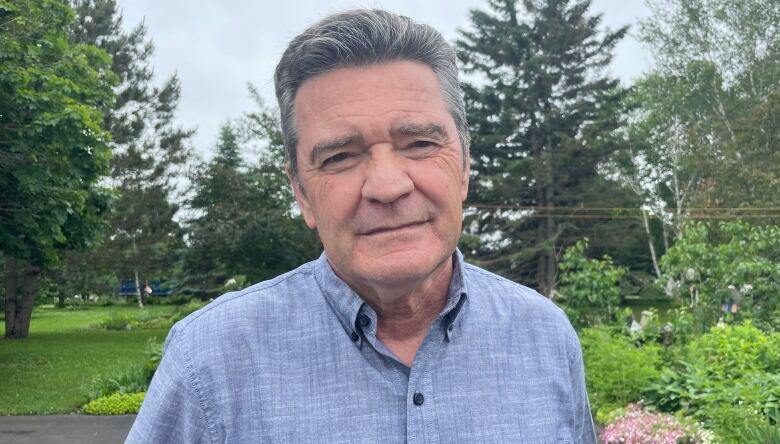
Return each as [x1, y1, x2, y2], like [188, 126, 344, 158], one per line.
[335, 256, 454, 365]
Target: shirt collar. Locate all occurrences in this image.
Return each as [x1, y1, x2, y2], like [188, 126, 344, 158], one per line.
[314, 249, 469, 344]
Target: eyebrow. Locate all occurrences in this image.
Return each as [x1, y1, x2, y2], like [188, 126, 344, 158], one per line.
[309, 133, 360, 165]
[394, 123, 449, 141]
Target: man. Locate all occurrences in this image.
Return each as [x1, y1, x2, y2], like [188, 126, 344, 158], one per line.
[127, 9, 596, 443]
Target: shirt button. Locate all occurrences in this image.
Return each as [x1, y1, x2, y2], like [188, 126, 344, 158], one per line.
[358, 314, 371, 327]
[448, 324, 454, 332]
[413, 392, 424, 406]
[350, 331, 359, 342]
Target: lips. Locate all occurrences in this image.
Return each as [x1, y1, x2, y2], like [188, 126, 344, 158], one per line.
[360, 220, 428, 235]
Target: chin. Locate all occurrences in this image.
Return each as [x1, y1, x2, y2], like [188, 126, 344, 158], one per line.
[356, 248, 450, 284]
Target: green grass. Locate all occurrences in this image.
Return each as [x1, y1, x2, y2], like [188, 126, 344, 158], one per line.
[1, 305, 178, 335]
[0, 305, 177, 414]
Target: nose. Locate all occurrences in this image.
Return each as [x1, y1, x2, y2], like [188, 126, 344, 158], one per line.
[361, 146, 414, 204]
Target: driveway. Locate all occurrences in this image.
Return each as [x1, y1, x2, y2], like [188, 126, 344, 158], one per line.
[0, 415, 135, 444]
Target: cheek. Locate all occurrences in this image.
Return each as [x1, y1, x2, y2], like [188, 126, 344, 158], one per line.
[311, 176, 362, 225]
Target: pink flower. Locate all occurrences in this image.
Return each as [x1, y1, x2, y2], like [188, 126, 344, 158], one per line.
[600, 403, 712, 444]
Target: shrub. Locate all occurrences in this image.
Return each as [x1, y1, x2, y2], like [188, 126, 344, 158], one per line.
[170, 300, 207, 323]
[83, 392, 145, 415]
[558, 239, 628, 328]
[89, 339, 163, 401]
[646, 322, 780, 442]
[580, 327, 662, 419]
[743, 424, 780, 444]
[599, 403, 713, 444]
[660, 221, 780, 333]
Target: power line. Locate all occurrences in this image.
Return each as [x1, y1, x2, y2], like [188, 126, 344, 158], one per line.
[464, 203, 780, 220]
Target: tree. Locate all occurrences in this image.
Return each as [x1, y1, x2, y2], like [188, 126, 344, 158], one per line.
[183, 92, 320, 295]
[621, 0, 780, 219]
[65, 0, 192, 307]
[456, 0, 633, 295]
[0, 0, 116, 338]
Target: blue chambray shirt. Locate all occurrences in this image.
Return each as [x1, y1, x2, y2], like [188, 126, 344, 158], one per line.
[126, 250, 596, 443]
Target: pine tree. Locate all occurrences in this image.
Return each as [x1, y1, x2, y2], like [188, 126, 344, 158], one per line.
[457, 0, 633, 295]
[184, 103, 320, 295]
[64, 0, 192, 306]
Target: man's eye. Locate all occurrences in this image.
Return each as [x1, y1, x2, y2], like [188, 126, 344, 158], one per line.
[409, 140, 437, 149]
[323, 152, 352, 165]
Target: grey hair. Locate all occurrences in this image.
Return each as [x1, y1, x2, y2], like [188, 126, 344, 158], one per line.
[274, 9, 470, 182]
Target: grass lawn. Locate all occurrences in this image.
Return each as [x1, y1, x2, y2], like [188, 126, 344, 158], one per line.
[0, 305, 177, 414]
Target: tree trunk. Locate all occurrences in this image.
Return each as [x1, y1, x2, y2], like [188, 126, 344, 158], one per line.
[537, 155, 556, 297]
[641, 210, 662, 278]
[134, 267, 144, 309]
[3, 257, 41, 339]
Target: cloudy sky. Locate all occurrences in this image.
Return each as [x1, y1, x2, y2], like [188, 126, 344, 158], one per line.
[117, 1, 654, 156]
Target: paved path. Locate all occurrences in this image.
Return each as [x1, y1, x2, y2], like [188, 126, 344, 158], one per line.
[0, 415, 135, 444]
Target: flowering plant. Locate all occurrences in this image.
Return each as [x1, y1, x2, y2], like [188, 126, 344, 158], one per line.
[600, 403, 714, 444]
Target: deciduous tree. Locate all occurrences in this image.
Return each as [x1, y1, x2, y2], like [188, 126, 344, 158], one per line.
[0, 0, 116, 338]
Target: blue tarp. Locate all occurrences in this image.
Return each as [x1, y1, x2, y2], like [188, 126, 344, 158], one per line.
[118, 280, 171, 296]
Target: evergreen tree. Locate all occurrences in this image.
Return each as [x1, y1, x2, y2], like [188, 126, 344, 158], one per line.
[457, 0, 633, 295]
[184, 96, 320, 295]
[63, 0, 192, 306]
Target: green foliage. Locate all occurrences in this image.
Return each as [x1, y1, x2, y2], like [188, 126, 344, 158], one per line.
[0, 0, 116, 264]
[0, 327, 165, 414]
[580, 327, 662, 419]
[83, 391, 145, 415]
[184, 101, 320, 292]
[456, 0, 641, 295]
[1, 0, 117, 337]
[743, 424, 780, 444]
[59, 0, 193, 308]
[660, 222, 780, 332]
[646, 322, 780, 442]
[169, 300, 207, 324]
[89, 339, 162, 401]
[558, 239, 628, 327]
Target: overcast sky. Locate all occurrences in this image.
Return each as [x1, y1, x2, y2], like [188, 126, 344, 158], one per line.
[117, 1, 654, 156]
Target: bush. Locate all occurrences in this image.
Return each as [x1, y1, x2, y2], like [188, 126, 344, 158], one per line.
[660, 222, 780, 332]
[99, 311, 175, 331]
[558, 239, 628, 328]
[89, 339, 163, 401]
[83, 392, 145, 415]
[580, 327, 662, 419]
[646, 322, 780, 442]
[170, 300, 207, 323]
[599, 403, 714, 444]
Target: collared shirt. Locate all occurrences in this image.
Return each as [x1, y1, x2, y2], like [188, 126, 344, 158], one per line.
[126, 251, 596, 443]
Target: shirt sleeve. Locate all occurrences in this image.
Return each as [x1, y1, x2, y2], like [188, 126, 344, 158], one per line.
[125, 326, 214, 444]
[568, 330, 597, 444]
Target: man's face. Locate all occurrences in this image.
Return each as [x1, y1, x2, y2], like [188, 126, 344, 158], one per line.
[290, 61, 469, 291]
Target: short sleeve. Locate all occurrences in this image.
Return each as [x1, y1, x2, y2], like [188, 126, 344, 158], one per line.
[125, 326, 213, 444]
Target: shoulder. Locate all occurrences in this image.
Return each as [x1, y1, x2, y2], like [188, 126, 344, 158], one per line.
[463, 262, 567, 321]
[166, 260, 323, 348]
[462, 261, 579, 354]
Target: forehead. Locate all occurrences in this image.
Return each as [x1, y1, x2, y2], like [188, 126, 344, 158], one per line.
[293, 61, 453, 144]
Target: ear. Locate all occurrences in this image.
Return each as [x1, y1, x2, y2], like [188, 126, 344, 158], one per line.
[460, 152, 470, 202]
[285, 163, 317, 230]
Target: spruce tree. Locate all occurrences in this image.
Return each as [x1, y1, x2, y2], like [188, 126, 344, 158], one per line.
[457, 0, 632, 295]
[64, 0, 192, 306]
[184, 106, 320, 295]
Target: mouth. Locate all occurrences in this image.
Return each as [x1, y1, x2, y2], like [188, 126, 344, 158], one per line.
[360, 220, 428, 236]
